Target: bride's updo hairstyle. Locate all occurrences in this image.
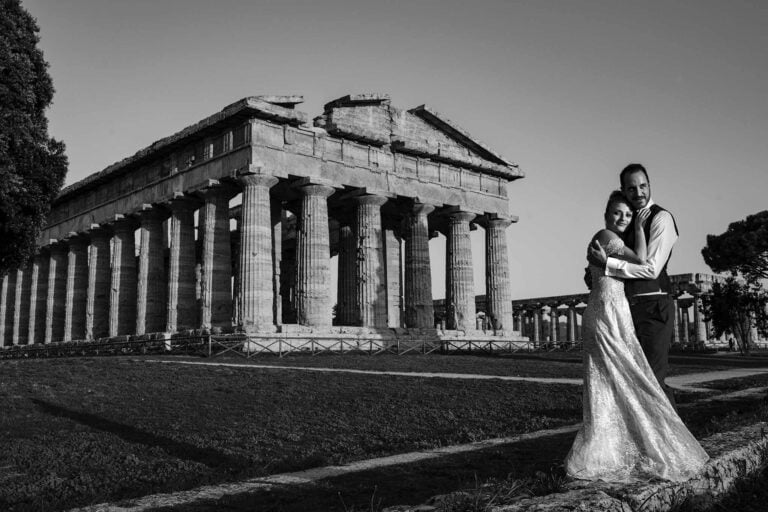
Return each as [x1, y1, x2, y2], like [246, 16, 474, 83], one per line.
[604, 190, 631, 215]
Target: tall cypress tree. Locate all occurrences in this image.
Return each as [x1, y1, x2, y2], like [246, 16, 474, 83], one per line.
[0, 0, 68, 274]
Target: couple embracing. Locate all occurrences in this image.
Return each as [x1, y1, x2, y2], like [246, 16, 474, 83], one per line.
[565, 164, 708, 482]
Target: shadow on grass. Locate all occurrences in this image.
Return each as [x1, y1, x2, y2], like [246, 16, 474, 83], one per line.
[31, 399, 249, 471]
[151, 432, 578, 512]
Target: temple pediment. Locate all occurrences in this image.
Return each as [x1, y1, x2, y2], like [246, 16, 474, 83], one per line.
[315, 94, 522, 180]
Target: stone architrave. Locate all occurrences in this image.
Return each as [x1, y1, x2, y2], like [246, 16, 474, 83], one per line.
[198, 185, 235, 331]
[63, 234, 89, 341]
[353, 194, 388, 328]
[445, 210, 476, 331]
[485, 215, 513, 332]
[236, 173, 278, 332]
[14, 266, 31, 345]
[294, 182, 335, 327]
[0, 274, 9, 346]
[86, 226, 112, 340]
[45, 242, 68, 343]
[336, 222, 356, 325]
[110, 217, 138, 337]
[136, 206, 168, 335]
[28, 253, 49, 344]
[403, 202, 435, 329]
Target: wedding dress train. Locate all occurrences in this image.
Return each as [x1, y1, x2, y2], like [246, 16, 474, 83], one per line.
[565, 238, 708, 482]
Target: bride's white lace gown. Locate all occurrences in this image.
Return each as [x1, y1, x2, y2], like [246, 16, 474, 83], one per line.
[565, 238, 708, 482]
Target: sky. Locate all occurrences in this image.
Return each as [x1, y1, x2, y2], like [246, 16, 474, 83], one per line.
[22, 0, 768, 300]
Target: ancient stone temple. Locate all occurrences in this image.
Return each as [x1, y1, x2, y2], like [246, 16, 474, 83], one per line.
[0, 94, 524, 351]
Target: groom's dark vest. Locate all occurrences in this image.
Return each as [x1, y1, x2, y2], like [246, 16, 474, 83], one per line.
[622, 204, 678, 297]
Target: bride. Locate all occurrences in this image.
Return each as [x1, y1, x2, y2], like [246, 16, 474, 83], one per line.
[565, 191, 708, 482]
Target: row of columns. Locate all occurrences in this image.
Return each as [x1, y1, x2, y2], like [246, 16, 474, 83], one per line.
[510, 294, 720, 347]
[0, 172, 516, 346]
[513, 304, 584, 344]
[673, 295, 712, 345]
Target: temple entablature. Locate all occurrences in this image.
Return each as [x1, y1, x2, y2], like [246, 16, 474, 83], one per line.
[42, 94, 522, 246]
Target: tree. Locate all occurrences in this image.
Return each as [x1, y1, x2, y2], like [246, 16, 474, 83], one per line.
[0, 0, 68, 275]
[701, 276, 768, 354]
[701, 210, 768, 280]
[701, 211, 768, 354]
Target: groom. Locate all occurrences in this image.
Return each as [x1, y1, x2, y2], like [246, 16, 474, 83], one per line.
[590, 163, 679, 408]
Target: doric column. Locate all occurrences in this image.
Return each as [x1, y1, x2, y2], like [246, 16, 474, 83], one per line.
[485, 215, 513, 332]
[279, 210, 296, 324]
[403, 203, 435, 329]
[567, 305, 576, 342]
[336, 222, 357, 325]
[236, 174, 278, 332]
[198, 185, 235, 331]
[135, 206, 168, 335]
[271, 199, 283, 327]
[230, 216, 241, 328]
[294, 182, 335, 327]
[166, 196, 199, 333]
[549, 306, 558, 342]
[750, 315, 759, 343]
[109, 217, 138, 337]
[693, 293, 706, 345]
[672, 298, 680, 344]
[5, 271, 18, 344]
[28, 253, 48, 344]
[353, 194, 388, 328]
[532, 309, 541, 343]
[63, 234, 89, 341]
[45, 242, 68, 343]
[0, 274, 9, 346]
[445, 210, 476, 331]
[13, 266, 31, 345]
[681, 307, 690, 344]
[86, 226, 112, 340]
[384, 224, 403, 328]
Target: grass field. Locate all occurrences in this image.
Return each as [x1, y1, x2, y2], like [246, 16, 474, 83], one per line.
[0, 356, 582, 511]
[0, 353, 766, 511]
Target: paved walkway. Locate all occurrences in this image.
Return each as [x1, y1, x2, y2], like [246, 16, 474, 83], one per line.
[141, 359, 768, 390]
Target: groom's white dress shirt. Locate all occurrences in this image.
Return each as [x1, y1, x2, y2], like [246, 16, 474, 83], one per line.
[605, 199, 678, 296]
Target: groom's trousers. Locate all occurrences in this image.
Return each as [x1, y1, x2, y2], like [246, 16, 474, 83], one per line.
[628, 294, 677, 410]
